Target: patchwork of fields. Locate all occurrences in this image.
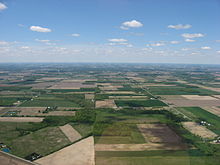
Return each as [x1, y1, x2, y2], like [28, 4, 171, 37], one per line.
[0, 64, 220, 165]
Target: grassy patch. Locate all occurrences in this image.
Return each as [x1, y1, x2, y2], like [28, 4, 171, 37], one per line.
[0, 122, 46, 144]
[70, 123, 93, 137]
[95, 123, 145, 144]
[9, 127, 70, 158]
[115, 99, 167, 107]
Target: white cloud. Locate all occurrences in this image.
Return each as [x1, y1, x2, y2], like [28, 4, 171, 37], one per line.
[168, 24, 192, 29]
[182, 33, 204, 38]
[20, 46, 30, 49]
[71, 33, 80, 37]
[142, 47, 153, 51]
[170, 41, 180, 44]
[0, 41, 9, 45]
[181, 48, 190, 51]
[108, 38, 127, 42]
[35, 39, 56, 45]
[30, 26, 52, 32]
[150, 42, 165, 47]
[201, 46, 211, 50]
[217, 51, 220, 54]
[120, 20, 143, 30]
[120, 26, 129, 30]
[185, 39, 195, 42]
[0, 3, 7, 11]
[127, 44, 133, 47]
[108, 42, 129, 46]
[191, 52, 199, 55]
[35, 39, 50, 43]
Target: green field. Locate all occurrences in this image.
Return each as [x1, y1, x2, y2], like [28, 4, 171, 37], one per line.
[148, 86, 219, 95]
[18, 94, 91, 107]
[20, 98, 79, 107]
[95, 123, 145, 144]
[0, 122, 46, 144]
[70, 123, 93, 137]
[9, 127, 70, 158]
[0, 97, 31, 106]
[115, 99, 167, 107]
[179, 107, 220, 135]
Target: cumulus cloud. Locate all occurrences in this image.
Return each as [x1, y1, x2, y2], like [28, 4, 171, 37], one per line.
[150, 42, 165, 47]
[168, 24, 192, 29]
[120, 20, 143, 30]
[0, 2, 7, 11]
[170, 41, 180, 44]
[108, 38, 127, 42]
[217, 51, 220, 54]
[30, 26, 52, 32]
[71, 33, 80, 37]
[185, 39, 195, 42]
[201, 46, 211, 50]
[182, 33, 204, 38]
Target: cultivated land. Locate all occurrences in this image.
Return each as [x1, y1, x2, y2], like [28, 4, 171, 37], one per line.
[95, 100, 117, 108]
[137, 124, 182, 143]
[1, 63, 220, 165]
[35, 136, 95, 165]
[182, 122, 218, 139]
[0, 117, 44, 122]
[59, 124, 82, 142]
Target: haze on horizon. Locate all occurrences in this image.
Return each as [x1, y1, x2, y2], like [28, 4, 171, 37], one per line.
[0, 0, 220, 64]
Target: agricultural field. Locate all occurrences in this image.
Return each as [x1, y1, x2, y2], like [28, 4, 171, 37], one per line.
[0, 63, 220, 165]
[115, 99, 167, 107]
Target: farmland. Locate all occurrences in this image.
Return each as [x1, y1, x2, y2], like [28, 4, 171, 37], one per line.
[0, 63, 220, 165]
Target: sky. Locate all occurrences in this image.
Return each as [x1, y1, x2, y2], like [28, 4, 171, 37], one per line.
[0, 0, 220, 64]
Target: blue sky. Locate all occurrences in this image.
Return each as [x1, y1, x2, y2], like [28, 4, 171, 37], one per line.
[0, 0, 220, 63]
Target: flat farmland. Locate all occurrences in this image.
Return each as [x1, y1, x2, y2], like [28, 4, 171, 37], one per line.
[115, 100, 167, 107]
[48, 80, 96, 89]
[178, 107, 220, 135]
[19, 96, 81, 107]
[95, 123, 145, 144]
[137, 124, 183, 143]
[161, 95, 220, 107]
[148, 86, 219, 95]
[10, 127, 71, 158]
[109, 96, 148, 99]
[96, 153, 220, 165]
[35, 136, 95, 165]
[0, 117, 44, 122]
[4, 107, 76, 116]
[85, 94, 95, 99]
[59, 124, 82, 142]
[182, 122, 217, 139]
[95, 100, 117, 108]
[102, 91, 136, 94]
[99, 85, 123, 91]
[24, 82, 55, 89]
[181, 95, 218, 100]
[202, 106, 220, 117]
